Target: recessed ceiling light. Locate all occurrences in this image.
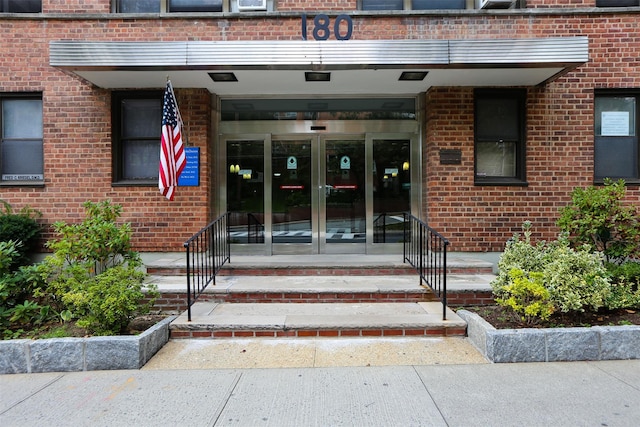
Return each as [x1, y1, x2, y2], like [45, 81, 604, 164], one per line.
[305, 72, 331, 82]
[209, 72, 238, 82]
[399, 71, 428, 81]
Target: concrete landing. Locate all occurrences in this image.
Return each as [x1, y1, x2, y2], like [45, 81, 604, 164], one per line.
[143, 336, 488, 370]
[149, 273, 494, 294]
[170, 301, 467, 338]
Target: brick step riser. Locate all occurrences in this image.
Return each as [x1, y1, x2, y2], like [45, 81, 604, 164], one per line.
[169, 327, 467, 339]
[148, 290, 493, 312]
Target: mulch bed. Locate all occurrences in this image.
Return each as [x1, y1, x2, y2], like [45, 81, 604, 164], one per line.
[459, 305, 640, 329]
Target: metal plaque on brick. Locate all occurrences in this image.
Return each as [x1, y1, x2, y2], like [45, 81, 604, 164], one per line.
[439, 149, 462, 165]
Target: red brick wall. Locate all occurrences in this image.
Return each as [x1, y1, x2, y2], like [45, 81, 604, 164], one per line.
[1, 8, 639, 253]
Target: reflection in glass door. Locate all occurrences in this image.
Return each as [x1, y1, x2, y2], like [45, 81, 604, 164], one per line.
[373, 139, 411, 244]
[227, 140, 265, 244]
[272, 139, 313, 247]
[322, 139, 366, 253]
[225, 134, 415, 255]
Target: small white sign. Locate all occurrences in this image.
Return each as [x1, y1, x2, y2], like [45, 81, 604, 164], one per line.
[601, 111, 630, 136]
[384, 168, 398, 175]
[2, 174, 43, 181]
[340, 156, 351, 170]
[287, 156, 297, 170]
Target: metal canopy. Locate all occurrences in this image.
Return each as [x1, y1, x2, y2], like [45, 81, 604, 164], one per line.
[50, 37, 588, 95]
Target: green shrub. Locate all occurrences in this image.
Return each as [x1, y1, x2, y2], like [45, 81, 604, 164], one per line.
[492, 221, 554, 297]
[605, 261, 640, 309]
[60, 264, 149, 335]
[41, 200, 156, 335]
[557, 179, 640, 264]
[495, 269, 554, 324]
[606, 261, 640, 286]
[0, 200, 42, 269]
[492, 222, 612, 315]
[543, 243, 611, 313]
[47, 200, 137, 273]
[0, 241, 53, 334]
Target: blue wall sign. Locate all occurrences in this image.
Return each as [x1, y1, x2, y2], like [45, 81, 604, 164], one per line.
[178, 147, 199, 187]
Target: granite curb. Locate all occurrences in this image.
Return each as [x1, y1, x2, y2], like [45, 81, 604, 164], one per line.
[458, 309, 640, 363]
[0, 316, 176, 374]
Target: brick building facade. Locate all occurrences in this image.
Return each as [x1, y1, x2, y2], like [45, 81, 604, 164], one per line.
[1, 0, 639, 254]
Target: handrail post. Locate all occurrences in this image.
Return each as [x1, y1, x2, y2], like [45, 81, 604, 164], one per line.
[419, 223, 424, 287]
[185, 243, 192, 322]
[442, 240, 448, 320]
[402, 212, 407, 261]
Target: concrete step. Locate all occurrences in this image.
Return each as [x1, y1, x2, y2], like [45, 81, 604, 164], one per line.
[148, 274, 495, 312]
[143, 253, 496, 276]
[169, 301, 467, 339]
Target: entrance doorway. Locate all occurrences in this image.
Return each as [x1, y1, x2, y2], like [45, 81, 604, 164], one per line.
[224, 131, 416, 255]
[271, 136, 366, 254]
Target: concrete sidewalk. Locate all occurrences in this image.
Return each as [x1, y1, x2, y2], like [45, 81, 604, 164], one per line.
[2, 360, 639, 426]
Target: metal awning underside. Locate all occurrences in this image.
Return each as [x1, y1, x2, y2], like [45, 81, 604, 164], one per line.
[50, 37, 588, 95]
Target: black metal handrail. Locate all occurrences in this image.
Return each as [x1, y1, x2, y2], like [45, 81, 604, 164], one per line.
[403, 213, 450, 320]
[183, 213, 230, 321]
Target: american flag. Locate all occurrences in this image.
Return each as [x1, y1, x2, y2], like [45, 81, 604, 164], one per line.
[159, 81, 186, 201]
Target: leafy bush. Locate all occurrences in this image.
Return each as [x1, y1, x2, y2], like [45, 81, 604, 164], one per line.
[557, 179, 640, 264]
[0, 241, 52, 335]
[605, 261, 640, 309]
[0, 200, 42, 269]
[41, 200, 156, 335]
[492, 221, 553, 297]
[60, 264, 149, 335]
[492, 222, 612, 318]
[606, 261, 640, 286]
[543, 243, 611, 313]
[495, 269, 554, 325]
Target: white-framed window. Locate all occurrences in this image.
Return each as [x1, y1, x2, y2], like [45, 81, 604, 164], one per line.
[0, 94, 44, 184]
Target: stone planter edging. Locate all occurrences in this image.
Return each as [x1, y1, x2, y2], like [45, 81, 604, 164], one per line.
[458, 310, 640, 363]
[0, 316, 176, 374]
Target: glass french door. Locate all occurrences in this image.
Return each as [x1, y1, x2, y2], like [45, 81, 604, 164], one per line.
[224, 132, 416, 255]
[321, 138, 366, 253]
[271, 136, 365, 254]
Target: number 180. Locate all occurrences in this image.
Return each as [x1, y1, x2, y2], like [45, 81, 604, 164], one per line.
[301, 14, 353, 41]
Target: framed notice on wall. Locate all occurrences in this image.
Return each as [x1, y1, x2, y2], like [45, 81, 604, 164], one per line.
[178, 147, 200, 187]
